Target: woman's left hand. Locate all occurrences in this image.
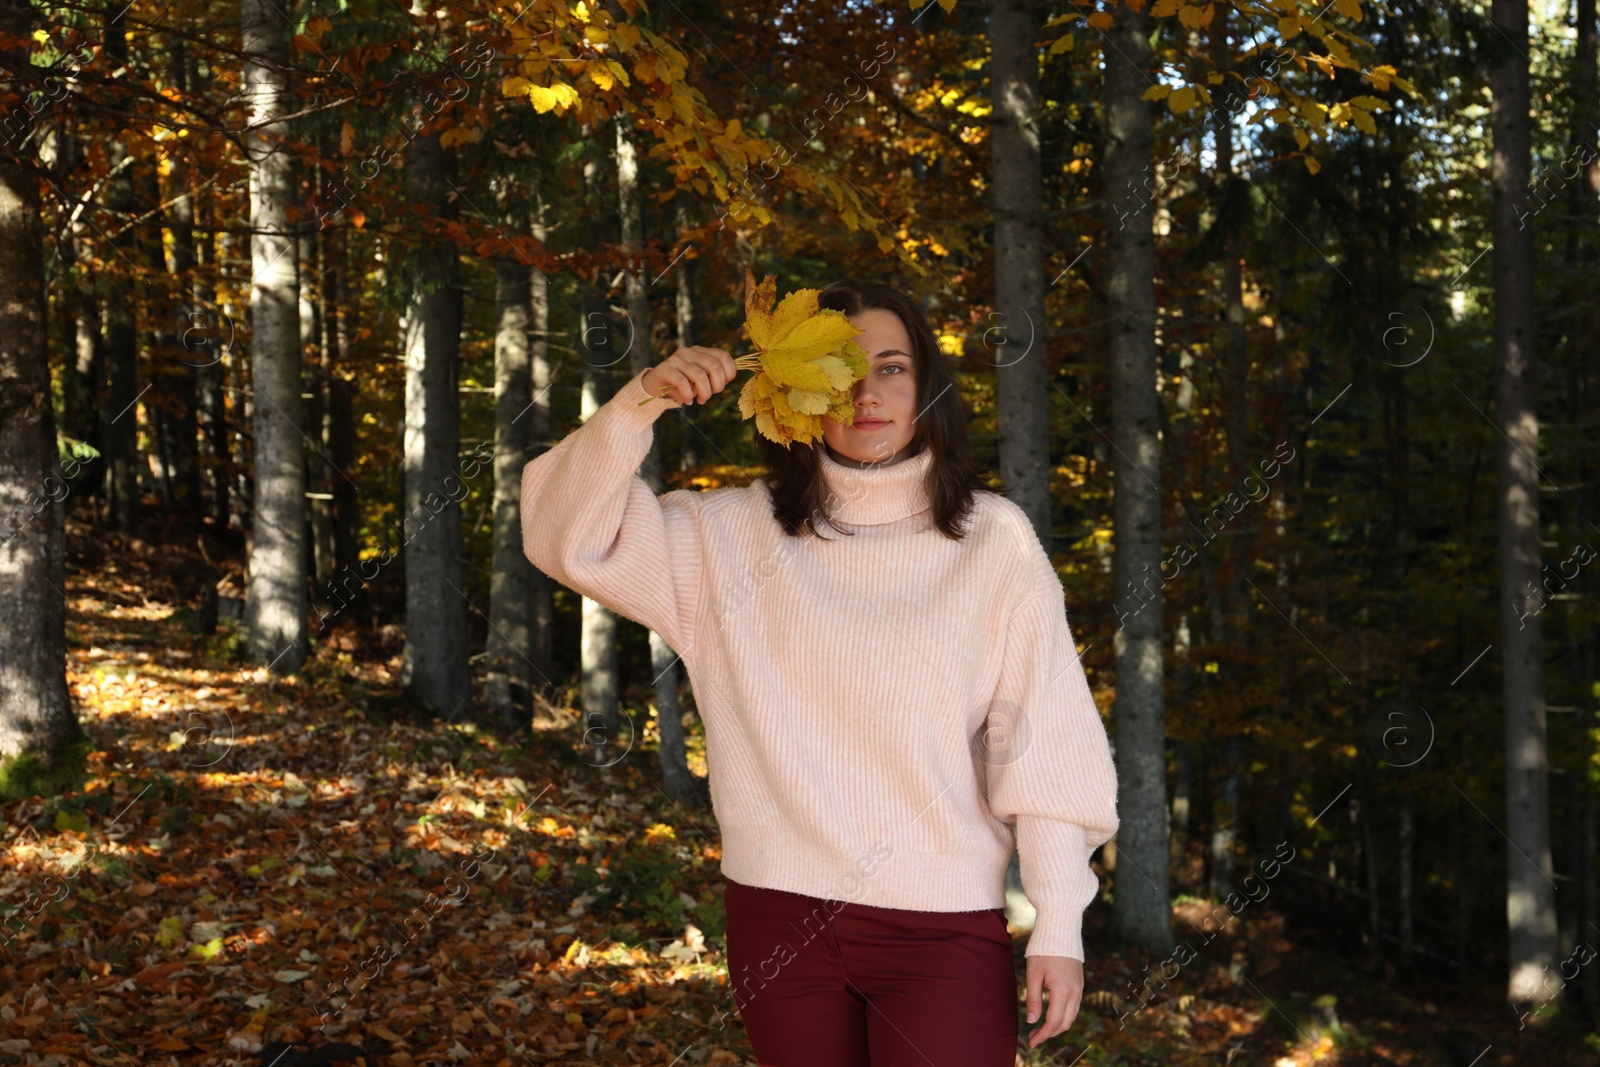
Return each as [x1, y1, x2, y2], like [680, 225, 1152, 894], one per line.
[1024, 954, 1084, 1048]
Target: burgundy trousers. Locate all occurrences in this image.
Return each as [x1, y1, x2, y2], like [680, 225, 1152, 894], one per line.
[722, 878, 1018, 1067]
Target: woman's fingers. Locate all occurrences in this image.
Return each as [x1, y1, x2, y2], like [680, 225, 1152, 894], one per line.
[652, 347, 737, 405]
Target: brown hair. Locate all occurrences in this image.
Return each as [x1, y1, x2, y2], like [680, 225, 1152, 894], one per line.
[758, 279, 992, 540]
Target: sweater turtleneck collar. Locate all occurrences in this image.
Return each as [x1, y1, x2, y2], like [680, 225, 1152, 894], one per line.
[816, 442, 935, 527]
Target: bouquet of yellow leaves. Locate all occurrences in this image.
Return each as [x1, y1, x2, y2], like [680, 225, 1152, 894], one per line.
[639, 270, 869, 447]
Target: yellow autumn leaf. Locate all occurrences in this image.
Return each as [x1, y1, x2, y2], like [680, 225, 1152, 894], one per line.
[589, 65, 614, 91]
[1278, 15, 1300, 37]
[1169, 85, 1198, 114]
[1304, 154, 1322, 174]
[1351, 107, 1376, 134]
[527, 84, 559, 113]
[1177, 3, 1214, 29]
[1334, 0, 1363, 19]
[1049, 33, 1075, 54]
[666, 271, 870, 445]
[1294, 127, 1310, 150]
[1087, 11, 1114, 29]
[1142, 83, 1173, 101]
[1151, 0, 1182, 16]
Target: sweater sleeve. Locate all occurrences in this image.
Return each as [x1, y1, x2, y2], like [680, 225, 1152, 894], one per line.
[982, 566, 1120, 962]
[520, 367, 705, 660]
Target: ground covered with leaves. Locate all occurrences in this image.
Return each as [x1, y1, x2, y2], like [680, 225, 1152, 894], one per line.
[1, 523, 1596, 1066]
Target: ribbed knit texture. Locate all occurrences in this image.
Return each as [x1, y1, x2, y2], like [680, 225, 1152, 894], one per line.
[520, 368, 1120, 960]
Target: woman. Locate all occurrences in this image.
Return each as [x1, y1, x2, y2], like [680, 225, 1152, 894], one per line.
[520, 280, 1119, 1066]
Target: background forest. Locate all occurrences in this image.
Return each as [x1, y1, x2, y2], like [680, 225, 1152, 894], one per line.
[0, 0, 1596, 1062]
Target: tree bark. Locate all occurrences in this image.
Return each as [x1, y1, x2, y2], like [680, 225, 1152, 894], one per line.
[1492, 0, 1556, 1006]
[617, 118, 699, 801]
[242, 0, 308, 672]
[580, 272, 621, 762]
[527, 203, 555, 713]
[399, 124, 470, 718]
[489, 257, 537, 725]
[1104, 1, 1173, 952]
[102, 139, 138, 534]
[0, 0, 81, 775]
[988, 0, 1050, 537]
[673, 200, 702, 471]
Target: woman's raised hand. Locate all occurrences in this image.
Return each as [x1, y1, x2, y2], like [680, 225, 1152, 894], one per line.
[640, 346, 739, 406]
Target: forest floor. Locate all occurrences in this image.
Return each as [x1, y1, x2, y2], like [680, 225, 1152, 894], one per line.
[2, 516, 1597, 1067]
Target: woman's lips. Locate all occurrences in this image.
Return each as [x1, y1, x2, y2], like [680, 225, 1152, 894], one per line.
[852, 419, 889, 430]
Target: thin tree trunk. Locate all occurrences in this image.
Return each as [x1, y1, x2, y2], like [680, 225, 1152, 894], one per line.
[1355, 750, 1383, 964]
[400, 123, 470, 718]
[1399, 792, 1415, 965]
[324, 225, 356, 573]
[102, 138, 138, 534]
[1492, 0, 1557, 1006]
[0, 0, 80, 775]
[59, 132, 103, 501]
[989, 0, 1050, 536]
[489, 258, 536, 725]
[194, 200, 228, 528]
[528, 202, 555, 712]
[1209, 734, 1240, 900]
[1104, 0, 1172, 952]
[303, 227, 336, 592]
[164, 73, 201, 518]
[242, 0, 308, 671]
[580, 272, 620, 761]
[673, 200, 702, 471]
[618, 118, 699, 802]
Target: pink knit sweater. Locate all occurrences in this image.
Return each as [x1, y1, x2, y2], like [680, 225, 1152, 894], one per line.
[520, 367, 1119, 960]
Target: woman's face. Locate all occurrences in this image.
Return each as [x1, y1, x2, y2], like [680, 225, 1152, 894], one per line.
[821, 307, 919, 464]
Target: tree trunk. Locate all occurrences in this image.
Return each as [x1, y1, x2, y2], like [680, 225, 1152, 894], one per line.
[1399, 792, 1415, 965]
[54, 134, 103, 504]
[1104, 0, 1172, 952]
[1355, 749, 1383, 964]
[399, 124, 470, 718]
[242, 0, 307, 672]
[673, 200, 702, 471]
[102, 140, 139, 534]
[528, 203, 555, 713]
[323, 224, 356, 573]
[0, 0, 82, 778]
[303, 227, 337, 592]
[489, 258, 537, 726]
[618, 119, 700, 802]
[1208, 734, 1240, 901]
[580, 273, 621, 762]
[988, 0, 1050, 537]
[1492, 0, 1557, 1006]
[164, 84, 202, 518]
